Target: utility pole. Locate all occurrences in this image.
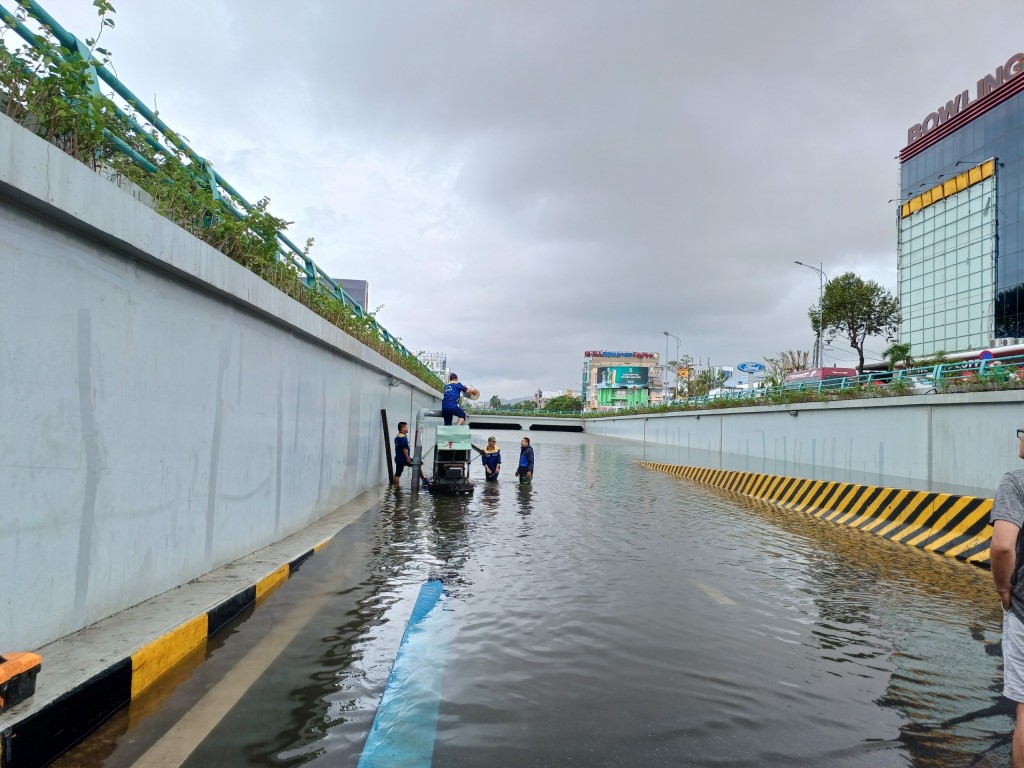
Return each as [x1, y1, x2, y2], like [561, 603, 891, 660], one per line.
[795, 261, 828, 369]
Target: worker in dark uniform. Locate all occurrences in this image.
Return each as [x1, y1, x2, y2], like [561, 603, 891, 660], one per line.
[515, 436, 534, 484]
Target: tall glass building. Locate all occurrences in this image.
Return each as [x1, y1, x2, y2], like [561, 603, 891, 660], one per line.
[899, 52, 1024, 355]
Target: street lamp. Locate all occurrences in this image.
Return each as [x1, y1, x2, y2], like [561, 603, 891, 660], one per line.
[663, 331, 681, 398]
[794, 261, 828, 368]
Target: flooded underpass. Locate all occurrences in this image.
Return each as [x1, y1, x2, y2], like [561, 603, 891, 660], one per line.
[59, 432, 1011, 767]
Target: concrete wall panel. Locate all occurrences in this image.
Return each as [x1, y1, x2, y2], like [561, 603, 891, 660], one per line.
[1, 115, 437, 650]
[587, 394, 1024, 497]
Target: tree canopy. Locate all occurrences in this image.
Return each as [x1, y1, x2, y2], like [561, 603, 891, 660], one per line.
[688, 368, 727, 397]
[810, 272, 900, 374]
[543, 394, 583, 412]
[881, 342, 913, 371]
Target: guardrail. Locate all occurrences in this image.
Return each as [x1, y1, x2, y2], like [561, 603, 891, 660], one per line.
[592, 355, 1024, 415]
[471, 355, 1024, 420]
[0, 0, 418, 365]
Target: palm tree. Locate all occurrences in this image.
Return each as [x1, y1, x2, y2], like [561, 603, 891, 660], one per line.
[882, 342, 913, 370]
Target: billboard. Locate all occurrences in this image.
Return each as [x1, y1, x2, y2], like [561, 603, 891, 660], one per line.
[596, 366, 649, 389]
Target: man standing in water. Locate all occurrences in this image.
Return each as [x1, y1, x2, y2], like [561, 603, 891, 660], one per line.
[393, 422, 429, 489]
[481, 436, 502, 482]
[514, 436, 534, 484]
[991, 427, 1024, 767]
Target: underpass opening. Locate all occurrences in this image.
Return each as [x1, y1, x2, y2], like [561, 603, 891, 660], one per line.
[529, 424, 584, 432]
[467, 421, 522, 430]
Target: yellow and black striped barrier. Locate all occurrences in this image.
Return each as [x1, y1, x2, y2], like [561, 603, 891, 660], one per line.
[638, 462, 993, 567]
[0, 535, 336, 768]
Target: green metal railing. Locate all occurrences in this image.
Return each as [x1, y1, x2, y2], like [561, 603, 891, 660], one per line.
[590, 354, 1024, 415]
[0, 0, 412, 359]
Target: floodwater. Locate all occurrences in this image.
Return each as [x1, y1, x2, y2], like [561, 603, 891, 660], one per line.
[60, 432, 1011, 767]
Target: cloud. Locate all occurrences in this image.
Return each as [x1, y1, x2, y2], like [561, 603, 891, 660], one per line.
[41, 0, 1024, 396]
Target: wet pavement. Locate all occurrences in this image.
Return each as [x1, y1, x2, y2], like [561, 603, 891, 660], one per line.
[57, 432, 1011, 767]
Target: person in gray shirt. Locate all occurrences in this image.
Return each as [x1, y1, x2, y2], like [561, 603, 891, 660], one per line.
[991, 427, 1024, 768]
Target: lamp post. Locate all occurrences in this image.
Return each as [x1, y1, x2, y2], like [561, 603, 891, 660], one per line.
[663, 331, 681, 399]
[794, 261, 828, 369]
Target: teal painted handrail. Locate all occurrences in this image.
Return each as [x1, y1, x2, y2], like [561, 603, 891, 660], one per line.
[572, 354, 1024, 416]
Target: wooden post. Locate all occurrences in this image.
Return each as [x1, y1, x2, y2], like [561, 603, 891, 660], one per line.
[381, 409, 395, 484]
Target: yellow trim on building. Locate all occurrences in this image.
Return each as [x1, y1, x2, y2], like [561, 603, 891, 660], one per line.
[900, 158, 996, 219]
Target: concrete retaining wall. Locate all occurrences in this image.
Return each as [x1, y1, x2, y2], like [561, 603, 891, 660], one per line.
[586, 393, 1024, 497]
[0, 113, 437, 650]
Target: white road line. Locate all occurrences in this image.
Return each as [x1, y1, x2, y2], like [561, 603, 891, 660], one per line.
[131, 590, 328, 768]
[692, 580, 736, 605]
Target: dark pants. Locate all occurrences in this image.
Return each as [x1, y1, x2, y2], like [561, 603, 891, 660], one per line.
[442, 405, 467, 425]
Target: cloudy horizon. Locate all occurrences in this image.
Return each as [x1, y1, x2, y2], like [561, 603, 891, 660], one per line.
[33, 1, 1024, 399]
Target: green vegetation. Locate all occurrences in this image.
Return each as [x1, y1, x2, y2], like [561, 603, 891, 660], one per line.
[810, 272, 900, 374]
[0, 3, 441, 391]
[882, 342, 913, 370]
[543, 394, 583, 412]
[686, 368, 726, 398]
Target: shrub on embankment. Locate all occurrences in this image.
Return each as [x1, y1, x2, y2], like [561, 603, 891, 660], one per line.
[0, 4, 442, 392]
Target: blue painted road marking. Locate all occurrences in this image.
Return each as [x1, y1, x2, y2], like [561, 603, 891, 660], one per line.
[358, 579, 449, 768]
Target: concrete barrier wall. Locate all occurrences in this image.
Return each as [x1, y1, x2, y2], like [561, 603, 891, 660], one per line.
[639, 462, 994, 567]
[0, 114, 437, 650]
[586, 393, 1024, 497]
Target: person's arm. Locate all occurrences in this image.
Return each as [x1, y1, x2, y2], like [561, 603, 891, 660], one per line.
[993, 519, 1019, 610]
[993, 473, 1024, 610]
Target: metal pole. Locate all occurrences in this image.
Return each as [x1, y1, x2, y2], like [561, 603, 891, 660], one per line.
[817, 262, 824, 369]
[412, 407, 443, 493]
[795, 262, 828, 369]
[381, 409, 394, 484]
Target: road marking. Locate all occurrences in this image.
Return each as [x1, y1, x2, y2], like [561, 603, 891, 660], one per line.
[131, 586, 329, 767]
[692, 580, 735, 605]
[358, 580, 449, 768]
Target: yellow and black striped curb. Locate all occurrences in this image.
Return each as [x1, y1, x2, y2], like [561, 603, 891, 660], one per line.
[0, 536, 336, 768]
[638, 462, 993, 567]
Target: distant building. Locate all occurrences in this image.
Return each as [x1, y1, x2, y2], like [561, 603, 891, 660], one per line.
[580, 350, 662, 411]
[331, 279, 369, 311]
[417, 351, 448, 381]
[898, 51, 1024, 355]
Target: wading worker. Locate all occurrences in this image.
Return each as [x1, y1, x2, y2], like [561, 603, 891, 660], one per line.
[991, 426, 1024, 768]
[442, 372, 478, 426]
[514, 436, 534, 484]
[394, 421, 428, 489]
[481, 436, 501, 482]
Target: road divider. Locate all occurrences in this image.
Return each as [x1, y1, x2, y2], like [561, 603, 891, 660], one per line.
[639, 462, 993, 567]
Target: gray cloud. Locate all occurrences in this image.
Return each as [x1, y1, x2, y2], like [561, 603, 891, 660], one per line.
[44, 0, 1024, 397]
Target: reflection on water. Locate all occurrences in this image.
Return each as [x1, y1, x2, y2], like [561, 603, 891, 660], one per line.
[61, 432, 1012, 767]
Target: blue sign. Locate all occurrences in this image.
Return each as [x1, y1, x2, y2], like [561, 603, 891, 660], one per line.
[737, 362, 766, 374]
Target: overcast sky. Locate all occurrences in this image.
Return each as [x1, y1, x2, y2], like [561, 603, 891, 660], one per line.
[34, 1, 1024, 397]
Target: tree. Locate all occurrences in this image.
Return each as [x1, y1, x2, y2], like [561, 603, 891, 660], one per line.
[543, 394, 583, 412]
[762, 350, 811, 386]
[688, 368, 727, 397]
[489, 394, 502, 409]
[810, 272, 900, 375]
[881, 342, 913, 371]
